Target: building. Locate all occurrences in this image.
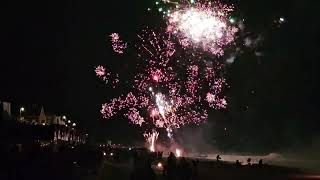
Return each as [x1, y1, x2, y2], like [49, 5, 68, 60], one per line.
[16, 104, 86, 143]
[0, 101, 12, 120]
[1, 102, 87, 153]
[20, 104, 65, 125]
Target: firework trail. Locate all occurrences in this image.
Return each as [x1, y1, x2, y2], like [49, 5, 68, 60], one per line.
[144, 130, 159, 152]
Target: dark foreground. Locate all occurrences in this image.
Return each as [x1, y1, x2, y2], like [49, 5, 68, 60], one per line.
[91, 160, 320, 180]
[1, 145, 319, 180]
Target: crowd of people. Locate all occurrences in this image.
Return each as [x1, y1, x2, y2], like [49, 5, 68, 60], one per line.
[163, 152, 199, 180]
[1, 143, 104, 180]
[130, 151, 199, 180]
[129, 152, 266, 180]
[216, 154, 264, 168]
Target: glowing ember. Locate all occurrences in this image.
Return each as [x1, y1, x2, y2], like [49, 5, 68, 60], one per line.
[157, 162, 163, 168]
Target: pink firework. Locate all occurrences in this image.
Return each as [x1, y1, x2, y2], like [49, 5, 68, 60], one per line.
[166, 1, 237, 55]
[98, 30, 228, 139]
[95, 65, 119, 88]
[110, 33, 127, 54]
[95, 65, 105, 77]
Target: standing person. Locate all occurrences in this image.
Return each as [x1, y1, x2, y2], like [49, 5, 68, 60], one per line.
[191, 160, 199, 180]
[167, 152, 177, 180]
[258, 159, 263, 167]
[216, 155, 221, 162]
[144, 158, 156, 180]
[247, 158, 252, 165]
[236, 160, 242, 168]
[178, 157, 191, 180]
[130, 157, 156, 180]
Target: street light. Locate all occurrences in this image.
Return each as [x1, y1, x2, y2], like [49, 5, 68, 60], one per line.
[72, 123, 76, 127]
[68, 120, 71, 124]
[19, 107, 25, 119]
[62, 115, 66, 120]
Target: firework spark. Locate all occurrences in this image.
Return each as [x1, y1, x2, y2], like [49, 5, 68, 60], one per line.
[95, 65, 119, 88]
[110, 33, 127, 54]
[144, 130, 159, 152]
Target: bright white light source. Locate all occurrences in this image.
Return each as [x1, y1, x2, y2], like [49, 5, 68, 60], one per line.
[279, 17, 285, 22]
[176, 148, 181, 157]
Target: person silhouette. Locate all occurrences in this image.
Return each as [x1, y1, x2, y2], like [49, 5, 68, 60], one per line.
[191, 160, 199, 179]
[236, 160, 242, 168]
[258, 159, 263, 167]
[216, 155, 221, 162]
[144, 158, 156, 180]
[167, 152, 177, 180]
[178, 157, 191, 180]
[247, 158, 252, 165]
[130, 157, 155, 180]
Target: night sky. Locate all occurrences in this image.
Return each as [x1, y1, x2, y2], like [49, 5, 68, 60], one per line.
[1, 0, 320, 150]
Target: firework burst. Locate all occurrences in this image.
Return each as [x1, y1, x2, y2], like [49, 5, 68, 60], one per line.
[99, 30, 227, 139]
[166, 1, 237, 55]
